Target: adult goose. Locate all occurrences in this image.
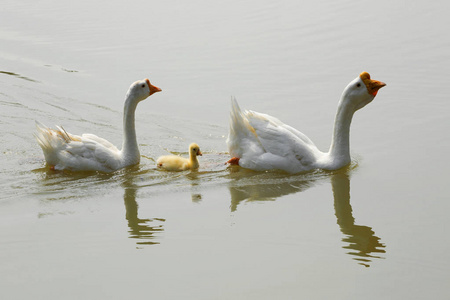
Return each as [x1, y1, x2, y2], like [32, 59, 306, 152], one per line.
[35, 78, 161, 172]
[226, 72, 386, 173]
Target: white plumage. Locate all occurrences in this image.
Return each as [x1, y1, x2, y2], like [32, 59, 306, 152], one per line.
[226, 72, 386, 173]
[35, 78, 161, 172]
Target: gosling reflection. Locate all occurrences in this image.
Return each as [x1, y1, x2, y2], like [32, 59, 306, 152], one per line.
[124, 187, 165, 246]
[185, 170, 204, 203]
[332, 172, 385, 267]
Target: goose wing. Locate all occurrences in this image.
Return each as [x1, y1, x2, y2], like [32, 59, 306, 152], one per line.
[246, 110, 319, 166]
[61, 136, 121, 171]
[35, 122, 121, 171]
[227, 98, 321, 172]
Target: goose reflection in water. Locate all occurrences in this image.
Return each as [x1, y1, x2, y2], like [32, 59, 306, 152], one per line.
[332, 172, 385, 267]
[227, 168, 385, 267]
[228, 172, 314, 212]
[123, 187, 165, 247]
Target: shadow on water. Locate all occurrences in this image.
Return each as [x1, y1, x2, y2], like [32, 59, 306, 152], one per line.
[32, 160, 386, 263]
[32, 164, 166, 247]
[226, 167, 320, 212]
[108, 166, 167, 248]
[123, 186, 165, 248]
[331, 171, 386, 267]
[225, 165, 386, 267]
[121, 168, 166, 248]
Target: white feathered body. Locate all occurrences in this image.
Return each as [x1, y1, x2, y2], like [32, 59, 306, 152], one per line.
[226, 98, 332, 173]
[226, 72, 386, 173]
[34, 78, 161, 172]
[35, 122, 126, 172]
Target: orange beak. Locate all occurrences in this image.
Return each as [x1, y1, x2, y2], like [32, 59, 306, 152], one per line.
[197, 150, 203, 156]
[146, 78, 162, 95]
[360, 72, 386, 96]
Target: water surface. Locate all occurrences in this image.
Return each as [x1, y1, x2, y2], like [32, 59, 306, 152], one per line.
[1, 0, 450, 299]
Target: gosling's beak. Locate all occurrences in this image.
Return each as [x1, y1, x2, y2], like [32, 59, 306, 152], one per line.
[146, 78, 162, 95]
[197, 150, 203, 156]
[360, 72, 386, 97]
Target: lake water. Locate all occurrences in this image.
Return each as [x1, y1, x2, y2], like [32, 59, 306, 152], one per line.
[1, 0, 450, 299]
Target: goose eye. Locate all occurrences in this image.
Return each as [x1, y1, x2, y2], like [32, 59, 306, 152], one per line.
[356, 83, 361, 87]
[141, 84, 146, 88]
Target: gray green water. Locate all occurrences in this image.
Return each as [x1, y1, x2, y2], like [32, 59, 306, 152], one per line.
[1, 0, 450, 299]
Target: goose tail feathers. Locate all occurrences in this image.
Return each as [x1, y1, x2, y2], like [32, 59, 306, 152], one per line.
[34, 121, 69, 166]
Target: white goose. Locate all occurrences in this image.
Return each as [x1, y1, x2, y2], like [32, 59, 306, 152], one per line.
[226, 72, 386, 173]
[35, 78, 161, 172]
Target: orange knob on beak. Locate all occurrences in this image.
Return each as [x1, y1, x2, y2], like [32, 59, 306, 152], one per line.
[360, 72, 386, 96]
[146, 78, 162, 95]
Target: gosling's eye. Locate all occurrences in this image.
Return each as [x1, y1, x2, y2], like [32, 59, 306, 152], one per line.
[356, 83, 361, 87]
[141, 84, 146, 88]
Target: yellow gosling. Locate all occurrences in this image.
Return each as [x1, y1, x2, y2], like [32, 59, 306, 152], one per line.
[157, 143, 202, 171]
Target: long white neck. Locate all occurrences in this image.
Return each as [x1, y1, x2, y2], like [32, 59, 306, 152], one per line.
[327, 96, 355, 168]
[121, 93, 140, 165]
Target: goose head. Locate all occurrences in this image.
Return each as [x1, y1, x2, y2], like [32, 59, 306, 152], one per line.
[127, 78, 162, 102]
[189, 143, 202, 157]
[342, 72, 386, 111]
